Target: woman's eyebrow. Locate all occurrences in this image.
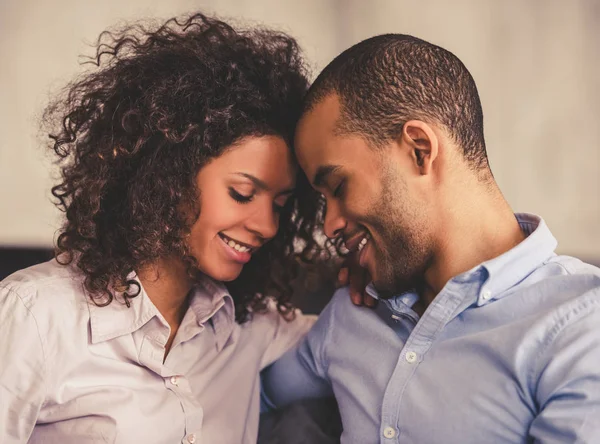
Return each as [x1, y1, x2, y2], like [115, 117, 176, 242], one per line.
[232, 172, 269, 190]
[232, 172, 295, 195]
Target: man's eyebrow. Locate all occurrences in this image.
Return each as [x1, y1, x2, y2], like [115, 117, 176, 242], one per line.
[233, 173, 295, 195]
[313, 165, 341, 187]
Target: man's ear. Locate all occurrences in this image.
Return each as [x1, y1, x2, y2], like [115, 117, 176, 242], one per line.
[397, 120, 439, 175]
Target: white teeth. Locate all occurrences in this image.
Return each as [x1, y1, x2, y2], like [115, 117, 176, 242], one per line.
[357, 235, 369, 252]
[223, 235, 250, 253]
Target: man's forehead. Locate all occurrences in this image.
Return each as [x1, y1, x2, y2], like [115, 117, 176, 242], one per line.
[295, 94, 343, 164]
[304, 93, 342, 122]
[298, 95, 342, 138]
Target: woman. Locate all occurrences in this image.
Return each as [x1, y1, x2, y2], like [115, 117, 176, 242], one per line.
[0, 12, 329, 443]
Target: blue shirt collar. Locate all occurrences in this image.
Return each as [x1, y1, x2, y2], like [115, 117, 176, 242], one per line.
[472, 213, 557, 306]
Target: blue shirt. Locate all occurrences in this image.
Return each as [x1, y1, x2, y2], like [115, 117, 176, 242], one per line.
[262, 214, 600, 443]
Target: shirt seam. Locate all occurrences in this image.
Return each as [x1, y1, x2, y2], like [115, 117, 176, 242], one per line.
[321, 293, 339, 378]
[264, 308, 287, 369]
[529, 295, 600, 395]
[0, 268, 80, 293]
[2, 285, 50, 410]
[552, 260, 575, 276]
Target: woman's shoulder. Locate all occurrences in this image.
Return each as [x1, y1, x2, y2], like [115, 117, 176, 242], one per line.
[0, 258, 90, 325]
[242, 300, 317, 369]
[243, 300, 316, 334]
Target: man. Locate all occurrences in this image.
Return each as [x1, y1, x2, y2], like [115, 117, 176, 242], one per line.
[261, 34, 600, 443]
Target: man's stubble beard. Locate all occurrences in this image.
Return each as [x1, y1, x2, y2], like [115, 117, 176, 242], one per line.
[366, 168, 432, 299]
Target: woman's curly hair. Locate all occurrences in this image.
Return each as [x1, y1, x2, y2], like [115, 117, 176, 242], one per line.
[44, 12, 330, 323]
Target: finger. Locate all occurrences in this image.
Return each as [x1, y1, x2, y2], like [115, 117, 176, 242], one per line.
[349, 266, 368, 294]
[364, 293, 377, 308]
[350, 289, 363, 306]
[337, 266, 349, 287]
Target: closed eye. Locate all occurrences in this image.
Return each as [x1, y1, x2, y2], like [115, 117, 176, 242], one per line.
[229, 187, 253, 204]
[333, 179, 346, 198]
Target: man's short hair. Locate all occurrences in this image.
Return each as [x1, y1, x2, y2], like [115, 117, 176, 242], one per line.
[305, 34, 488, 170]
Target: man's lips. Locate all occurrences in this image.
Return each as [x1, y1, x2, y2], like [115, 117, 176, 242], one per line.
[343, 231, 370, 252]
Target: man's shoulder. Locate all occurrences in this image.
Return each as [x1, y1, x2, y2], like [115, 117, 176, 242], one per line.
[507, 254, 600, 328]
[520, 259, 600, 363]
[320, 286, 362, 319]
[311, 286, 378, 335]
[524, 255, 600, 304]
[527, 281, 600, 398]
[546, 254, 600, 278]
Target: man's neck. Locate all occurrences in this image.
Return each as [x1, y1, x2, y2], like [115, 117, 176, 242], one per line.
[420, 183, 526, 308]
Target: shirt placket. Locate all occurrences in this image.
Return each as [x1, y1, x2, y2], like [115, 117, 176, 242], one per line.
[166, 324, 211, 444]
[378, 281, 474, 443]
[162, 370, 204, 444]
[138, 326, 205, 444]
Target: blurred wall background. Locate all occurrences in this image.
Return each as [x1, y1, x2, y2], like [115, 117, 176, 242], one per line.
[1, 0, 598, 259]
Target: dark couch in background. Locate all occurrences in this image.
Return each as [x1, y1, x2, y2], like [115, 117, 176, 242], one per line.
[0, 247, 54, 281]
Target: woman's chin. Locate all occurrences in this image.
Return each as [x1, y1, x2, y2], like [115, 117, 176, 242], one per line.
[204, 264, 243, 282]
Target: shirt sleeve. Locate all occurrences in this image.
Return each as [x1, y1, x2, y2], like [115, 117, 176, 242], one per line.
[260, 298, 335, 410]
[528, 290, 600, 443]
[259, 304, 317, 370]
[0, 284, 47, 442]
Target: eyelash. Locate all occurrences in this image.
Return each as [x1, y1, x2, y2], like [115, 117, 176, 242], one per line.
[333, 179, 346, 198]
[230, 187, 287, 213]
[229, 188, 253, 204]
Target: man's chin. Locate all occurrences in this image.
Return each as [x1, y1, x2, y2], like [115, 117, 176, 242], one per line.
[370, 278, 395, 300]
[371, 274, 416, 299]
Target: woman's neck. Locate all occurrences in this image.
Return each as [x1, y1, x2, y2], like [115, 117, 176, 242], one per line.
[137, 258, 193, 355]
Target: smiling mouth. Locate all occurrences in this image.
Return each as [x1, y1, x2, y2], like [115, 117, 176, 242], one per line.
[343, 231, 371, 253]
[218, 233, 259, 254]
[357, 234, 369, 253]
